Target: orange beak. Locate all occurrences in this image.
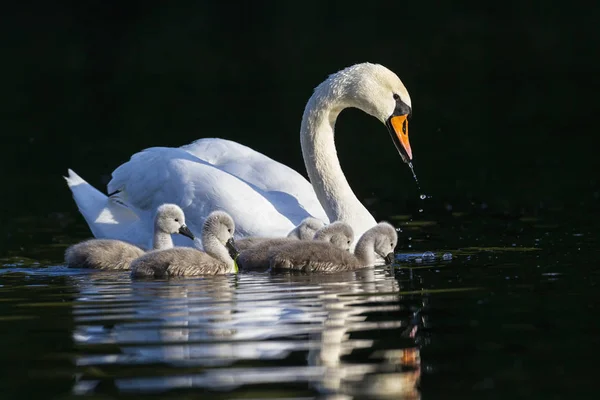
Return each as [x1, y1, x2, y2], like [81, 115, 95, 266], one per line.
[388, 114, 412, 162]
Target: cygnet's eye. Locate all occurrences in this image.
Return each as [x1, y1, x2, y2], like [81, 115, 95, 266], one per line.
[391, 243, 395, 248]
[174, 218, 179, 222]
[228, 228, 232, 233]
[347, 240, 351, 244]
[393, 93, 400, 100]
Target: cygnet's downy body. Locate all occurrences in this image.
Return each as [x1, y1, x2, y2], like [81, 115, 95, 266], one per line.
[236, 221, 354, 271]
[131, 211, 237, 277]
[269, 222, 398, 273]
[286, 217, 326, 240]
[65, 204, 194, 270]
[312, 221, 354, 252]
[235, 217, 325, 252]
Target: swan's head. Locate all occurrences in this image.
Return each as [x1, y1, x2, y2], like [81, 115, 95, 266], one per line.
[203, 211, 238, 257]
[287, 217, 326, 240]
[364, 222, 398, 264]
[313, 221, 355, 251]
[155, 203, 194, 240]
[327, 63, 413, 162]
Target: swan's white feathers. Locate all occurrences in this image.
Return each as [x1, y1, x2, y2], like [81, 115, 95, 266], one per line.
[181, 138, 329, 223]
[106, 145, 310, 246]
[65, 169, 142, 241]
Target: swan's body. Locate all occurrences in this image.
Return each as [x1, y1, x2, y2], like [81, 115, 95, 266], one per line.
[237, 221, 354, 271]
[235, 217, 324, 252]
[131, 211, 236, 277]
[65, 204, 194, 269]
[269, 222, 398, 273]
[65, 62, 413, 250]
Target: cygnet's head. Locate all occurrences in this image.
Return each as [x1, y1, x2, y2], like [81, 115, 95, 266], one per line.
[313, 221, 355, 251]
[361, 222, 398, 264]
[202, 211, 237, 256]
[155, 204, 194, 240]
[323, 62, 413, 163]
[287, 217, 325, 240]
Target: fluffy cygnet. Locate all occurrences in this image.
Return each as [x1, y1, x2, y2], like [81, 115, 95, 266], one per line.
[65, 203, 193, 270]
[236, 221, 354, 271]
[235, 217, 325, 252]
[130, 211, 237, 277]
[269, 222, 398, 273]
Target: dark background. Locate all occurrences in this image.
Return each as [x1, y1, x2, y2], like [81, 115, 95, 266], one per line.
[1, 0, 598, 227]
[1, 3, 600, 398]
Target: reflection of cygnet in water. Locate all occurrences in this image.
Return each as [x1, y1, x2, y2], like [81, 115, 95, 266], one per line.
[237, 221, 355, 271]
[131, 211, 237, 277]
[65, 204, 194, 270]
[235, 217, 325, 251]
[269, 222, 398, 272]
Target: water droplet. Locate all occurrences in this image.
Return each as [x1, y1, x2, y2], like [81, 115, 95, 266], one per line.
[418, 209, 423, 213]
[419, 194, 427, 200]
[408, 162, 420, 189]
[422, 251, 435, 259]
[442, 253, 453, 261]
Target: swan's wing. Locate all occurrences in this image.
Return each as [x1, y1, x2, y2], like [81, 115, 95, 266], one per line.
[181, 138, 330, 224]
[107, 147, 297, 239]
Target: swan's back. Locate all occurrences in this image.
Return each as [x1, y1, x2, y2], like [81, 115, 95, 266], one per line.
[131, 248, 230, 277]
[269, 241, 363, 273]
[65, 239, 144, 270]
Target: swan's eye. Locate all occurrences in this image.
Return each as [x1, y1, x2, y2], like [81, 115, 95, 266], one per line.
[347, 240, 351, 244]
[228, 228, 232, 233]
[174, 218, 179, 222]
[391, 243, 394, 248]
[393, 93, 400, 100]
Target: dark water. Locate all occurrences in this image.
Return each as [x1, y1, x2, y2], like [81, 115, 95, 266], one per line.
[1, 205, 598, 399]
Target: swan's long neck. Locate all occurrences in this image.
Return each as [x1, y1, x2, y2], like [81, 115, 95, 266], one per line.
[153, 225, 174, 250]
[300, 81, 376, 236]
[202, 233, 235, 271]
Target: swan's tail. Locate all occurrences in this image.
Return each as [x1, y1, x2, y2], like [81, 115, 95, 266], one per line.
[64, 169, 141, 240]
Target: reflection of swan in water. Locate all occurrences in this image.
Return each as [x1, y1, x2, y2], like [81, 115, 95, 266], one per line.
[299, 268, 421, 397]
[70, 266, 422, 397]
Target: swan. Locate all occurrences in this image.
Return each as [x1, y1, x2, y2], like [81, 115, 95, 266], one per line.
[65, 62, 412, 249]
[235, 216, 324, 251]
[64, 204, 194, 269]
[236, 221, 355, 271]
[130, 211, 237, 277]
[268, 222, 398, 273]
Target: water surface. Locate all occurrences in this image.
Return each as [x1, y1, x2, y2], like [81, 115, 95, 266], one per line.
[1, 207, 598, 399]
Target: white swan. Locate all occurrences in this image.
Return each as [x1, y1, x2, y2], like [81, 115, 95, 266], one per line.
[65, 62, 412, 249]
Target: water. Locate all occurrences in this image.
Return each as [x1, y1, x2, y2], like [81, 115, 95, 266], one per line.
[1, 206, 599, 398]
[408, 162, 420, 190]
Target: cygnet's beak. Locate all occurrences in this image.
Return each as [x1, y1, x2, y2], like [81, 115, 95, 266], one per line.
[178, 225, 195, 240]
[384, 252, 395, 265]
[386, 112, 412, 163]
[225, 238, 239, 259]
